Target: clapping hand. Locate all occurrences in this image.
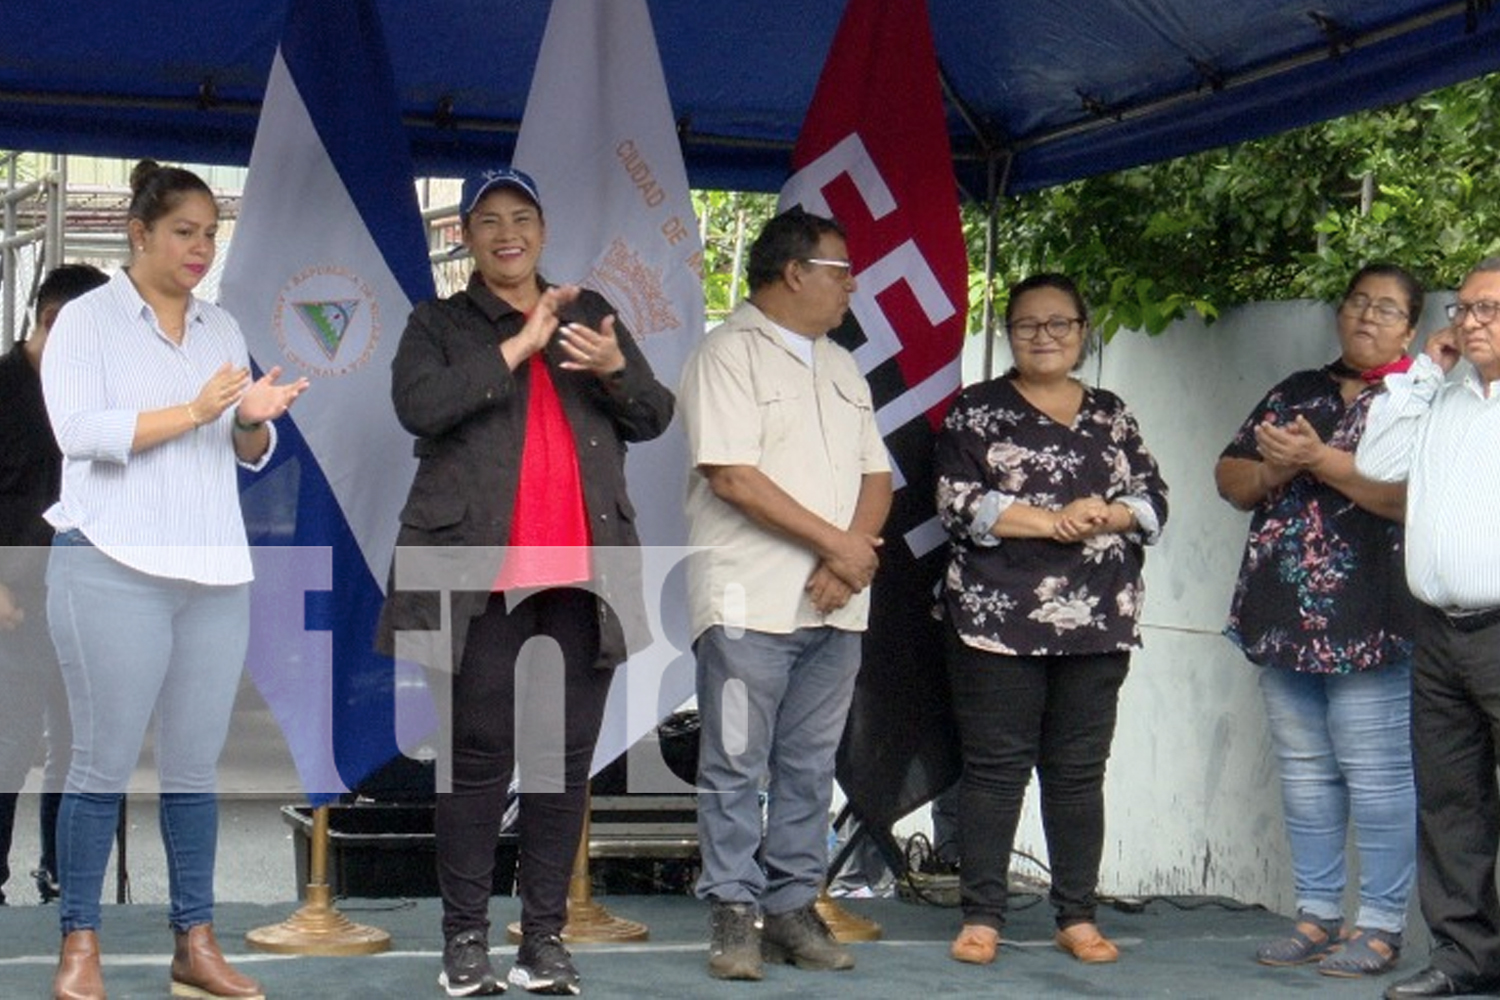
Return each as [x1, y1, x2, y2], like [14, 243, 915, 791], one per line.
[559, 315, 626, 377]
[235, 365, 310, 425]
[1254, 415, 1325, 472]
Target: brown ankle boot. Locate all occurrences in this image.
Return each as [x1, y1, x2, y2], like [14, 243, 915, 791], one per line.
[53, 929, 105, 1000]
[169, 925, 263, 999]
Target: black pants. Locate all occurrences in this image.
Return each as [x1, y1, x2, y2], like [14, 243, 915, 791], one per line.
[1412, 607, 1500, 980]
[435, 588, 614, 941]
[0, 792, 13, 903]
[945, 627, 1129, 932]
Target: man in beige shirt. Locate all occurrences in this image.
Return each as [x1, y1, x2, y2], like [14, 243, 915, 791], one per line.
[678, 207, 892, 981]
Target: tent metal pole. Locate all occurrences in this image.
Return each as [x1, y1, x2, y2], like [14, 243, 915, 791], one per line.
[980, 152, 1011, 382]
[3, 155, 17, 354]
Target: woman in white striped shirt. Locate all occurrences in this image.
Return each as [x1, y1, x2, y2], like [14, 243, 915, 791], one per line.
[41, 160, 307, 1000]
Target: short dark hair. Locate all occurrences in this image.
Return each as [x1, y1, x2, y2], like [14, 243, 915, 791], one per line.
[127, 159, 215, 230]
[1004, 272, 1089, 329]
[1343, 263, 1423, 325]
[1467, 256, 1500, 279]
[746, 206, 846, 292]
[36, 263, 108, 315]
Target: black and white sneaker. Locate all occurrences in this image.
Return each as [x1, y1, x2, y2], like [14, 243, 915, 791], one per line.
[439, 929, 505, 996]
[507, 932, 581, 995]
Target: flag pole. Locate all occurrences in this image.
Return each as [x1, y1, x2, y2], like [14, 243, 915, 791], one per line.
[245, 804, 392, 955]
[507, 783, 648, 944]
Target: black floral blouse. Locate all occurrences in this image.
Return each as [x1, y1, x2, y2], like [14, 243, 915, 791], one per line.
[935, 377, 1169, 657]
[1222, 363, 1416, 674]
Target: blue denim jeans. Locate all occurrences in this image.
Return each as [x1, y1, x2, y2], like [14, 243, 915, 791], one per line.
[46, 536, 248, 932]
[693, 626, 860, 914]
[1258, 664, 1415, 933]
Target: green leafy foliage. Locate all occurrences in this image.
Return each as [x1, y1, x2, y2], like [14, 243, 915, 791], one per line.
[972, 71, 1500, 338]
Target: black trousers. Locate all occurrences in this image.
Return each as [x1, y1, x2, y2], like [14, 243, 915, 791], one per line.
[1412, 607, 1500, 980]
[944, 626, 1129, 932]
[435, 588, 614, 941]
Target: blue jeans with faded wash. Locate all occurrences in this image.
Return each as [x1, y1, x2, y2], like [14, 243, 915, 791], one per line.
[1258, 663, 1415, 933]
[46, 534, 248, 933]
[693, 625, 861, 915]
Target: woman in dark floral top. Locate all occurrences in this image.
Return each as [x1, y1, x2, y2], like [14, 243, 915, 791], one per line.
[936, 273, 1168, 968]
[1214, 263, 1421, 978]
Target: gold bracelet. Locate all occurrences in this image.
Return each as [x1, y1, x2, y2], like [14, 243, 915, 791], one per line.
[186, 402, 202, 427]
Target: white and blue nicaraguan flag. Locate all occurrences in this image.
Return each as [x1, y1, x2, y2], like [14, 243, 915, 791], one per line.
[219, 0, 437, 800]
[513, 0, 707, 783]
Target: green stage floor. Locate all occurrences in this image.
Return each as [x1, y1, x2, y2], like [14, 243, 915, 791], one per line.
[0, 893, 1415, 999]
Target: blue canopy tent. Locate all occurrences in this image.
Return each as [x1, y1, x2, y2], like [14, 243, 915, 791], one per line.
[3, 0, 1499, 198]
[6, 0, 1499, 858]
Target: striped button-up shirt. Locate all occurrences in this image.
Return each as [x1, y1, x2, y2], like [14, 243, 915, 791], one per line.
[1356, 353, 1500, 611]
[41, 269, 275, 585]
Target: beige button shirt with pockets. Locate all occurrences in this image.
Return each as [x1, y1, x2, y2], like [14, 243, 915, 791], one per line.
[679, 301, 891, 642]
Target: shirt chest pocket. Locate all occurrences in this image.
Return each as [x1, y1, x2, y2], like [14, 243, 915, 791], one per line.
[824, 373, 875, 449]
[755, 381, 805, 453]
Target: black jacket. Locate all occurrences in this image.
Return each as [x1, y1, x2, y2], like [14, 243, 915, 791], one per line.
[374, 275, 674, 671]
[0, 346, 61, 595]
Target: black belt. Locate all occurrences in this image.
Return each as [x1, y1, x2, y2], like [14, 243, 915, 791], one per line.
[1433, 605, 1500, 633]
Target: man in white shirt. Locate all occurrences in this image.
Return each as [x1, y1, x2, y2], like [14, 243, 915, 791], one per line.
[1357, 257, 1500, 999]
[678, 207, 892, 981]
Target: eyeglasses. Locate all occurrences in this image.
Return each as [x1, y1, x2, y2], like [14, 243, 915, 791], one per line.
[1341, 294, 1409, 327]
[800, 258, 854, 279]
[1446, 300, 1500, 326]
[1008, 317, 1083, 341]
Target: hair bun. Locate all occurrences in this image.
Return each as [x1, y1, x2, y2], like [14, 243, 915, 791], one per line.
[129, 159, 163, 196]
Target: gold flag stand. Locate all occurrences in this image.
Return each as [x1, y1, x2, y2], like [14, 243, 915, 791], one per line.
[508, 786, 649, 944]
[245, 805, 392, 956]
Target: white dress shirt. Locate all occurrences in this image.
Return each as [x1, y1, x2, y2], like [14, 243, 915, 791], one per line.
[1356, 353, 1500, 610]
[41, 269, 275, 585]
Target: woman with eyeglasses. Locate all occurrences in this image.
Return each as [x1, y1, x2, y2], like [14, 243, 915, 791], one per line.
[935, 273, 1168, 968]
[1214, 263, 1423, 979]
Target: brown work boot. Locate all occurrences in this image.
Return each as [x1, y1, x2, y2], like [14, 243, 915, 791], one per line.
[169, 924, 264, 999]
[707, 901, 763, 980]
[761, 901, 855, 971]
[53, 929, 105, 1000]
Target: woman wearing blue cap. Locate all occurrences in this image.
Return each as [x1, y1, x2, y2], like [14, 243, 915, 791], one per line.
[376, 167, 673, 997]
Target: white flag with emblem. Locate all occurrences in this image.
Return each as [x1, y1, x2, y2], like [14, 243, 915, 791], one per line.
[513, 0, 706, 780]
[219, 0, 437, 798]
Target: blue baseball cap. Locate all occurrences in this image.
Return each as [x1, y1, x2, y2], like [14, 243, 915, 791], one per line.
[460, 167, 542, 220]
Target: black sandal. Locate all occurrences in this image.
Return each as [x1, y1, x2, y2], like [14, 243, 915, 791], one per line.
[1255, 911, 1342, 966]
[1317, 927, 1401, 978]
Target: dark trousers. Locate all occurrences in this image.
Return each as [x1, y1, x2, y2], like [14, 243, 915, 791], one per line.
[0, 790, 55, 902]
[1412, 607, 1500, 980]
[0, 792, 13, 902]
[435, 588, 614, 941]
[945, 627, 1129, 932]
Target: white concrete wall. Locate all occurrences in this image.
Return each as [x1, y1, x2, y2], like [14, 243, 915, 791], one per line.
[902, 294, 1448, 928]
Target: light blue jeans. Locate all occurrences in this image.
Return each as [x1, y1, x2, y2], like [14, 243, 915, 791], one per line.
[46, 535, 248, 932]
[1258, 664, 1415, 933]
[693, 626, 860, 915]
